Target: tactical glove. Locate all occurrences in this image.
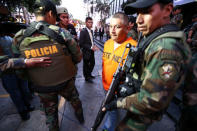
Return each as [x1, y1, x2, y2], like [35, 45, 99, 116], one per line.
[118, 83, 136, 97]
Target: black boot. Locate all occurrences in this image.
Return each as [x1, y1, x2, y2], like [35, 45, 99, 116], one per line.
[19, 111, 30, 121]
[27, 105, 35, 112]
[72, 100, 85, 124]
[74, 108, 84, 124]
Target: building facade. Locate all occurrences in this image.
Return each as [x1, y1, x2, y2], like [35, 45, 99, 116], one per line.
[109, 0, 127, 17]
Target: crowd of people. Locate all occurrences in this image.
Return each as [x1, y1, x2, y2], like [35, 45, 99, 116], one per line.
[0, 0, 197, 131]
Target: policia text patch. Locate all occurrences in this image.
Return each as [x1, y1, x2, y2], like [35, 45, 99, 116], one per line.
[24, 45, 58, 58]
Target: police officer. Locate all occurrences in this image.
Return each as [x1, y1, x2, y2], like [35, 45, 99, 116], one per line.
[127, 16, 138, 41]
[187, 14, 197, 53]
[176, 47, 197, 131]
[56, 7, 78, 42]
[102, 0, 191, 130]
[13, 0, 84, 130]
[0, 6, 41, 121]
[176, 14, 197, 131]
[0, 31, 51, 121]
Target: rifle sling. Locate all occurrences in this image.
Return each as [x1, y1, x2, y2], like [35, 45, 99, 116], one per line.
[139, 24, 180, 55]
[129, 24, 180, 90]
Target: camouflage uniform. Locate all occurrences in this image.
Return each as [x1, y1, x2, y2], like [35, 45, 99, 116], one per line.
[0, 37, 25, 72]
[0, 56, 25, 73]
[115, 28, 191, 131]
[188, 21, 197, 53]
[127, 29, 138, 41]
[38, 78, 82, 131]
[176, 52, 197, 131]
[13, 23, 83, 131]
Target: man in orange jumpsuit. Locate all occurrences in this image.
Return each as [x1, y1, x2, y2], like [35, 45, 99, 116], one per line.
[102, 12, 137, 131]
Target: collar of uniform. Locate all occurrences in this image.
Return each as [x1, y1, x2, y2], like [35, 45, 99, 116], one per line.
[37, 21, 49, 25]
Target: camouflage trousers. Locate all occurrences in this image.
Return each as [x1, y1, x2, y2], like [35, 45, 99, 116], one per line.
[38, 78, 83, 131]
[115, 112, 154, 131]
[176, 105, 197, 131]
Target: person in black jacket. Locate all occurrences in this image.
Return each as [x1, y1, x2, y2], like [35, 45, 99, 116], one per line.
[79, 17, 98, 83]
[99, 26, 104, 41]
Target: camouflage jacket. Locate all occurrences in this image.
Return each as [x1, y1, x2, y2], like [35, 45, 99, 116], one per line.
[189, 22, 197, 41]
[183, 52, 197, 106]
[127, 29, 138, 41]
[116, 30, 191, 118]
[13, 21, 82, 64]
[0, 36, 25, 75]
[190, 21, 197, 32]
[57, 23, 78, 42]
[0, 56, 25, 73]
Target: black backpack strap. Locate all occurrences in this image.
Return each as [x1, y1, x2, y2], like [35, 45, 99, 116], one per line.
[38, 24, 67, 46]
[18, 22, 37, 45]
[140, 24, 180, 52]
[130, 24, 180, 81]
[19, 22, 67, 47]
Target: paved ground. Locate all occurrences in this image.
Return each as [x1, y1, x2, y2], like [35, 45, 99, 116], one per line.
[0, 37, 178, 131]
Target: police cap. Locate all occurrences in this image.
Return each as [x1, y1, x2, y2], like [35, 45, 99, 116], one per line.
[124, 0, 173, 15]
[33, 0, 57, 16]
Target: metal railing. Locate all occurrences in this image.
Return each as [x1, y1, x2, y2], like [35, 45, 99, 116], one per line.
[94, 38, 104, 52]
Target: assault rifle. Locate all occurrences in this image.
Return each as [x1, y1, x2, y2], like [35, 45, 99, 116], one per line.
[91, 43, 139, 131]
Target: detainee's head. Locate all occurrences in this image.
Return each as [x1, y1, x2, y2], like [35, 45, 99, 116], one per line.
[85, 17, 93, 29]
[124, 0, 173, 36]
[33, 0, 57, 25]
[110, 12, 129, 43]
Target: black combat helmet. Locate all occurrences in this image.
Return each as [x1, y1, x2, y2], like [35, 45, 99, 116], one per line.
[33, 0, 57, 17]
[124, 0, 173, 14]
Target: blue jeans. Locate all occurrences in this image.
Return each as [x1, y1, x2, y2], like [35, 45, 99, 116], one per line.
[1, 74, 32, 113]
[102, 110, 119, 131]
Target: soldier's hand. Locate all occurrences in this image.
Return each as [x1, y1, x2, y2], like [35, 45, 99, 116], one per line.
[25, 57, 52, 68]
[102, 100, 117, 112]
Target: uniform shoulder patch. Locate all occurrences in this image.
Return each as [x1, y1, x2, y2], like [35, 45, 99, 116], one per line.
[159, 63, 177, 81]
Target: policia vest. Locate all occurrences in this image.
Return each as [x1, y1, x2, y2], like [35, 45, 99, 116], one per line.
[19, 22, 76, 93]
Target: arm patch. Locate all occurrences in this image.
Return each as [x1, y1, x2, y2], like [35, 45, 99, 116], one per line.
[159, 63, 178, 81]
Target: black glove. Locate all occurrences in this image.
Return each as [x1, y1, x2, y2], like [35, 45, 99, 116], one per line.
[104, 100, 117, 111]
[117, 83, 135, 97]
